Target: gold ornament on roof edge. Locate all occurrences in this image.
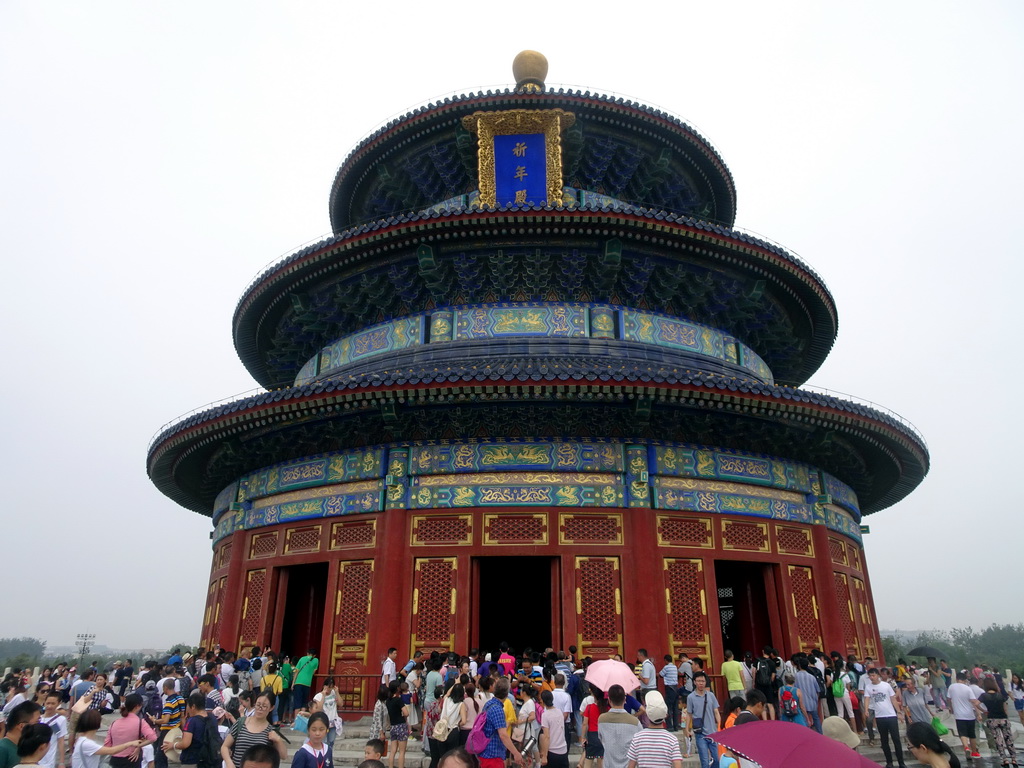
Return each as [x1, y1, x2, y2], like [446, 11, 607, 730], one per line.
[513, 50, 548, 93]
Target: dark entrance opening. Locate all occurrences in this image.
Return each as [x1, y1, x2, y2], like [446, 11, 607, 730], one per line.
[475, 557, 555, 655]
[278, 562, 328, 659]
[714, 560, 773, 657]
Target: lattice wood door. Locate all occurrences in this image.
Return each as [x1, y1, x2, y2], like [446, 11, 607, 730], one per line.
[850, 575, 877, 659]
[573, 556, 623, 658]
[833, 572, 860, 657]
[238, 568, 267, 650]
[411, 557, 457, 656]
[663, 558, 712, 664]
[332, 560, 374, 712]
[787, 565, 822, 652]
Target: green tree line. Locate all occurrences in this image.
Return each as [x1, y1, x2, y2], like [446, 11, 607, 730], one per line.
[0, 639, 196, 672]
[882, 624, 1024, 672]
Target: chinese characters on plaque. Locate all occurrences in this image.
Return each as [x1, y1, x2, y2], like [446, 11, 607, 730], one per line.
[494, 133, 546, 206]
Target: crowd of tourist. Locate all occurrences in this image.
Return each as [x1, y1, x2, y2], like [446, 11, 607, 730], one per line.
[0, 643, 1021, 768]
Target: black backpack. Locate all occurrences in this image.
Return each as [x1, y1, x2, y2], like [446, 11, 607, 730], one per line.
[196, 716, 223, 768]
[755, 659, 773, 687]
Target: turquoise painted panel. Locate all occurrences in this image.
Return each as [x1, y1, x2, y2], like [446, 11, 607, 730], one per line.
[652, 446, 813, 494]
[249, 485, 384, 526]
[407, 480, 624, 509]
[823, 472, 861, 517]
[213, 481, 238, 516]
[213, 439, 861, 546]
[454, 304, 587, 339]
[295, 303, 775, 387]
[295, 357, 319, 387]
[409, 440, 624, 475]
[738, 343, 773, 384]
[316, 315, 424, 377]
[237, 449, 384, 503]
[652, 480, 814, 525]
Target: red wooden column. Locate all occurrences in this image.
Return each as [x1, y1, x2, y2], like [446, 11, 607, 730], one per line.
[811, 524, 845, 654]
[371, 511, 413, 662]
[621, 507, 666, 659]
[217, 529, 248, 649]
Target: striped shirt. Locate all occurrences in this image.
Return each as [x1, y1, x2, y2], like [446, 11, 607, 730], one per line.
[659, 664, 679, 687]
[228, 723, 272, 768]
[161, 694, 186, 731]
[625, 728, 682, 768]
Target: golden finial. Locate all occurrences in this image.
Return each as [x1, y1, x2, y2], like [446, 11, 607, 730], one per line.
[513, 50, 548, 93]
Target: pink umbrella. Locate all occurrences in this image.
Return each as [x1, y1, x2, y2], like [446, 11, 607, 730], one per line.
[711, 720, 878, 768]
[584, 659, 642, 693]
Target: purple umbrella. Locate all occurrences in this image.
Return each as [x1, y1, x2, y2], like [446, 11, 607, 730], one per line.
[711, 720, 878, 768]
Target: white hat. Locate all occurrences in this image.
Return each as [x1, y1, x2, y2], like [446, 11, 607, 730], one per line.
[644, 690, 668, 723]
[823, 716, 860, 748]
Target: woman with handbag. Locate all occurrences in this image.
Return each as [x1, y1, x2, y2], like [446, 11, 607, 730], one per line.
[103, 694, 157, 768]
[406, 663, 423, 733]
[514, 684, 542, 768]
[458, 682, 481, 747]
[220, 691, 287, 768]
[428, 684, 463, 768]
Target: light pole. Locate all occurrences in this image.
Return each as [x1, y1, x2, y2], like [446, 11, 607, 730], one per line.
[76, 633, 95, 668]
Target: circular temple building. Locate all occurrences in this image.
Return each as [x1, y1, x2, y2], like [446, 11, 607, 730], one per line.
[148, 54, 928, 712]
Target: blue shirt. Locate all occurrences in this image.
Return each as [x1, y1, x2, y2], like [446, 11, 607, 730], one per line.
[624, 694, 642, 715]
[481, 699, 509, 759]
[660, 663, 679, 687]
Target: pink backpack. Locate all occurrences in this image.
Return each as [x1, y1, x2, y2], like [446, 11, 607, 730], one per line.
[467, 699, 499, 755]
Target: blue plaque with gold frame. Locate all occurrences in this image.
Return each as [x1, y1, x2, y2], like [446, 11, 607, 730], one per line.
[462, 109, 575, 207]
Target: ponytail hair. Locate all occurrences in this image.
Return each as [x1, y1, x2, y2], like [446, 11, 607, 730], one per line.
[121, 693, 143, 717]
[907, 722, 961, 768]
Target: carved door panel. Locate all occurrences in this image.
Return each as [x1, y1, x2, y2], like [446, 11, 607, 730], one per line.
[238, 569, 267, 650]
[833, 572, 860, 657]
[663, 558, 712, 663]
[332, 560, 374, 712]
[411, 557, 457, 656]
[787, 565, 822, 652]
[573, 556, 623, 658]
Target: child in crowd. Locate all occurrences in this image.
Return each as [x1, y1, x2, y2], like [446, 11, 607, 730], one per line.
[363, 739, 385, 762]
[290, 712, 332, 768]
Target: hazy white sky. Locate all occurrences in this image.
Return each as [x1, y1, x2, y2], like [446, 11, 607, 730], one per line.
[2, 1, 1021, 649]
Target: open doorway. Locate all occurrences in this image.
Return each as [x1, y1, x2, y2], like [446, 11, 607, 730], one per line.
[714, 560, 773, 657]
[278, 563, 328, 659]
[475, 557, 556, 655]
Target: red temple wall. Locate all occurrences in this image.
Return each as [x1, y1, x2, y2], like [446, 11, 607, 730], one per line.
[199, 507, 882, 710]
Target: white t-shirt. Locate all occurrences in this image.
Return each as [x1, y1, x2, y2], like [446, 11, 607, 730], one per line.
[579, 694, 595, 714]
[71, 736, 102, 768]
[1, 692, 26, 718]
[552, 689, 572, 717]
[314, 690, 339, 727]
[40, 713, 68, 768]
[381, 658, 397, 684]
[948, 682, 978, 720]
[864, 681, 897, 718]
[469, 661, 478, 678]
